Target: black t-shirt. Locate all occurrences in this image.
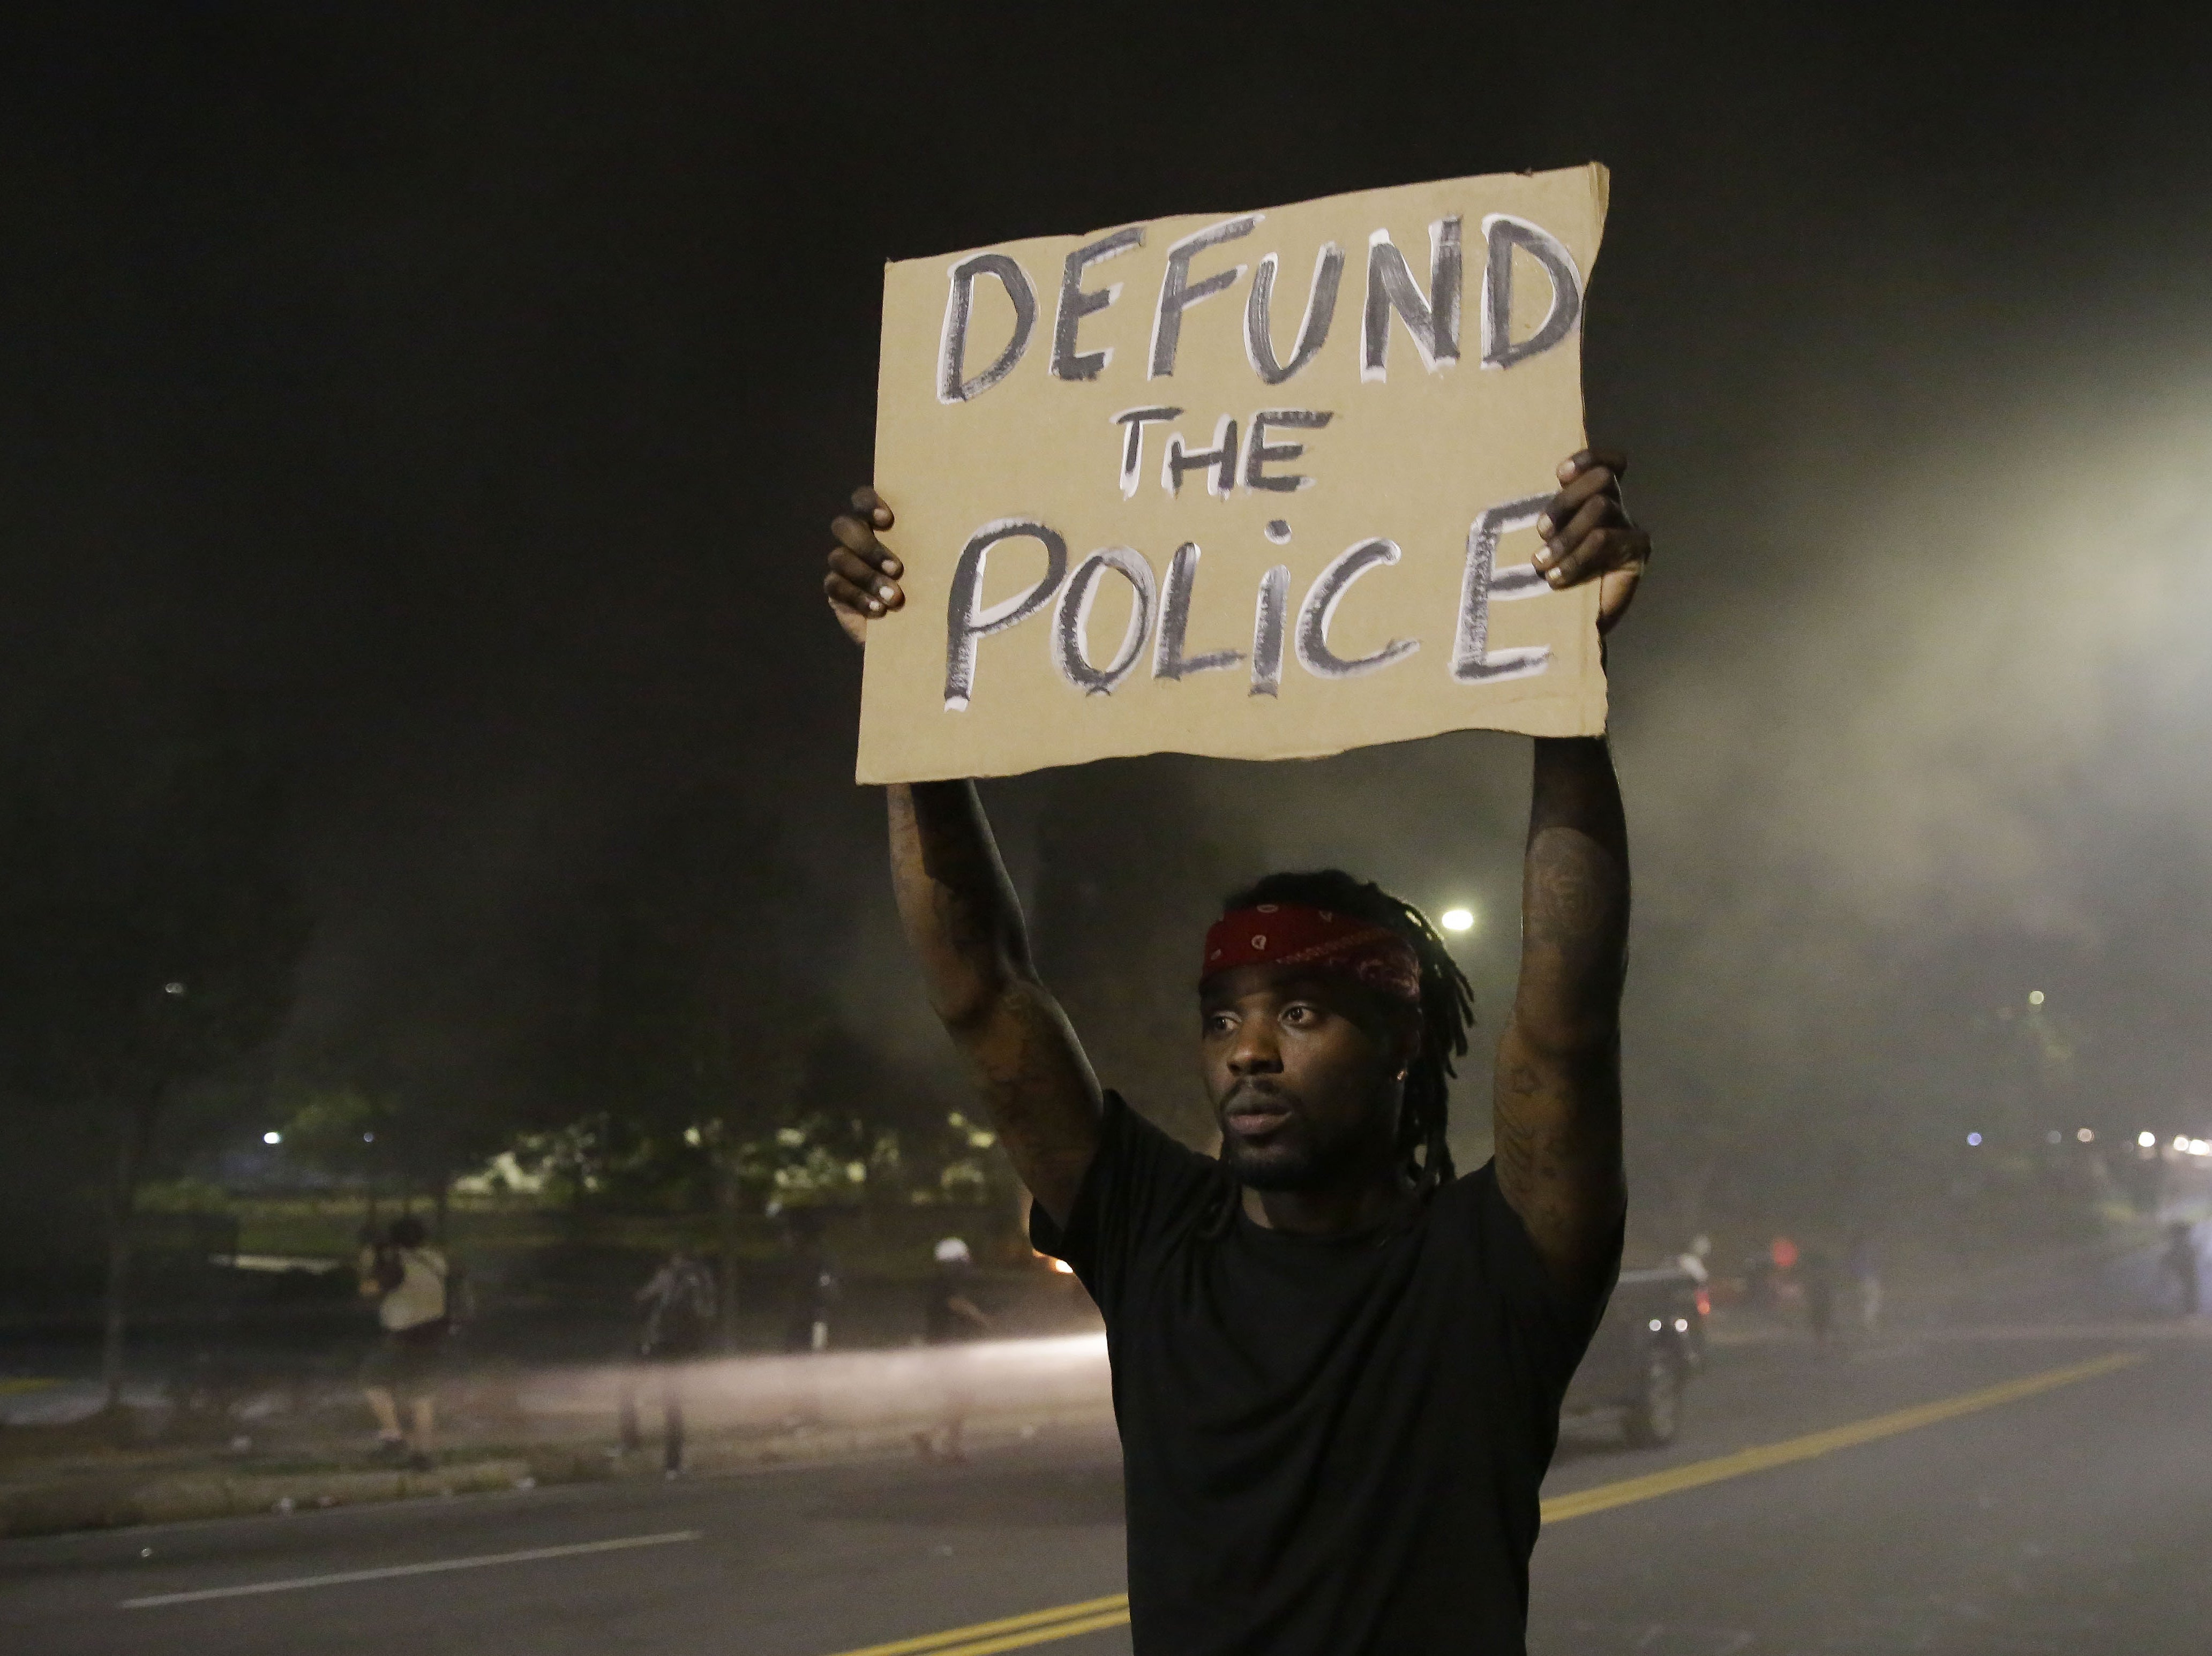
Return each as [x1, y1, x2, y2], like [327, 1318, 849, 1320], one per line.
[1031, 1092, 1610, 1656]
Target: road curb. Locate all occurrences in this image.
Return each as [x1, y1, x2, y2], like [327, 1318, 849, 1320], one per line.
[0, 1405, 1116, 1539]
[0, 1456, 538, 1537]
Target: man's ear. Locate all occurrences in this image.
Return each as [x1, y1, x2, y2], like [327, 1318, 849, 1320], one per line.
[1391, 1007, 1424, 1079]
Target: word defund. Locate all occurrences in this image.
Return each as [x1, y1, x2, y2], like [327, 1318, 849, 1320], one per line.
[938, 210, 1582, 405]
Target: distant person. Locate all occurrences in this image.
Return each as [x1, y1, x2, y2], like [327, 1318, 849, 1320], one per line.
[1847, 1233, 1883, 1331]
[1743, 1249, 1776, 1312]
[1763, 1233, 1803, 1318]
[1799, 1246, 1836, 1346]
[822, 447, 1647, 1652]
[358, 1215, 450, 1470]
[2160, 1221, 2200, 1316]
[914, 1236, 991, 1463]
[779, 1209, 841, 1353]
[620, 1246, 716, 1474]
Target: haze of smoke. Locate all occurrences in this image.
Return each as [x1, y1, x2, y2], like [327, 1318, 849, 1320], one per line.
[1635, 404, 2212, 946]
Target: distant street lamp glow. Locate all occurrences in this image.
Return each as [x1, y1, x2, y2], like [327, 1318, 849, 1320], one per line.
[162, 981, 185, 997]
[1966, 1132, 1983, 1147]
[2028, 989, 2045, 1006]
[1440, 908, 1475, 934]
[2076, 1127, 2094, 1143]
[262, 1131, 281, 1146]
[2140, 1131, 2158, 1149]
[2175, 1136, 2191, 1153]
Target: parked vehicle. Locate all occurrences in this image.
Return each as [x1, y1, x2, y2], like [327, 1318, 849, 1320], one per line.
[1562, 1263, 1708, 1448]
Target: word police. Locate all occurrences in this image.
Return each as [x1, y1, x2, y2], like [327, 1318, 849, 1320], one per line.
[941, 500, 1555, 713]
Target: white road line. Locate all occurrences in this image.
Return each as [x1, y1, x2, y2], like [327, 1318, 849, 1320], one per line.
[119, 1529, 702, 1609]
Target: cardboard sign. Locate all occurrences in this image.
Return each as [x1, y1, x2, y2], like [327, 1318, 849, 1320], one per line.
[857, 164, 1609, 784]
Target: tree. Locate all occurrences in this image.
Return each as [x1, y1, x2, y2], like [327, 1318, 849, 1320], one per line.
[572, 778, 843, 1344]
[278, 1086, 396, 1200]
[0, 740, 309, 1410]
[278, 1013, 527, 1243]
[792, 1025, 983, 1209]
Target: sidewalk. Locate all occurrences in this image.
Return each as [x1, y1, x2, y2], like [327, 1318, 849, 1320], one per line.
[0, 1336, 1115, 1539]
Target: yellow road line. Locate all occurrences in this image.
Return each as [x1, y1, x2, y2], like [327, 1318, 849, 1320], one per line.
[816, 1349, 2143, 1656]
[1541, 1350, 2142, 1523]
[912, 1609, 1135, 1656]
[824, 1594, 1131, 1656]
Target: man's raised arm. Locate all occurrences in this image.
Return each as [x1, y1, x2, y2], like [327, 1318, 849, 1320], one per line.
[1494, 738, 1629, 1301]
[824, 488, 1103, 1225]
[1491, 449, 1647, 1303]
[887, 781, 1102, 1223]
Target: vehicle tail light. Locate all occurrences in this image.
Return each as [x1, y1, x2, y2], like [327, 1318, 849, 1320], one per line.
[1694, 1288, 1711, 1319]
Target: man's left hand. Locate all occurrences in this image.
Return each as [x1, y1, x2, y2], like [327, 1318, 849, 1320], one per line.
[1534, 448, 1648, 636]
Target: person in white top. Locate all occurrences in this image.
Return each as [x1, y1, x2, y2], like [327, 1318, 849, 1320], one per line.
[358, 1215, 451, 1470]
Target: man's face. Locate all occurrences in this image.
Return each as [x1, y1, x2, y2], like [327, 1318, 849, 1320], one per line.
[1199, 964, 1413, 1192]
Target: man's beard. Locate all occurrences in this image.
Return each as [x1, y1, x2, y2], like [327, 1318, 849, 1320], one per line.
[1216, 1083, 1392, 1192]
[1220, 1127, 1328, 1191]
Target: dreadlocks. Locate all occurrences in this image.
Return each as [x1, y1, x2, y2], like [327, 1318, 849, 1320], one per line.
[1202, 869, 1476, 1230]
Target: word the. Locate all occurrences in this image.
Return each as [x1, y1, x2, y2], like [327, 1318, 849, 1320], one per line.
[1112, 407, 1332, 499]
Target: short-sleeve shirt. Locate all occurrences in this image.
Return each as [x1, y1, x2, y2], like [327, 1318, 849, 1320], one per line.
[1031, 1092, 1610, 1656]
[642, 1259, 716, 1354]
[378, 1247, 448, 1332]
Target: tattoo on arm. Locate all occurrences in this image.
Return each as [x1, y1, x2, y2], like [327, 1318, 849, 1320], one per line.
[888, 784, 1102, 1223]
[1495, 738, 1631, 1299]
[1527, 854, 1618, 968]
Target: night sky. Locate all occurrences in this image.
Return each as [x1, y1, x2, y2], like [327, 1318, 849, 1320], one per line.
[6, 6, 2210, 1237]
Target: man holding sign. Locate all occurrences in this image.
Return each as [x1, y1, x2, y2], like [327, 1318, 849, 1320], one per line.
[822, 169, 1645, 1655]
[823, 456, 1642, 1656]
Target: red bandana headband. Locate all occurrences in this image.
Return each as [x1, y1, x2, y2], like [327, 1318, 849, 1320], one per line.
[1200, 902, 1423, 1006]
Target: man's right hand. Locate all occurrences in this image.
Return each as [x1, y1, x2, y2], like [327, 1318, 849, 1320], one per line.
[823, 486, 905, 648]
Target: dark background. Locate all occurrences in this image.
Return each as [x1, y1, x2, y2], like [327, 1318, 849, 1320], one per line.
[3, 3, 2209, 1273]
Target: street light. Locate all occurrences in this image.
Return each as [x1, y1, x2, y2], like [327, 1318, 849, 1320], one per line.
[1439, 907, 1475, 934]
[262, 1131, 282, 1146]
[2140, 1131, 2158, 1149]
[2028, 989, 2045, 1006]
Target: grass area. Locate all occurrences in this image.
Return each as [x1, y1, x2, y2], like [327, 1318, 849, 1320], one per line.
[137, 1187, 1034, 1281]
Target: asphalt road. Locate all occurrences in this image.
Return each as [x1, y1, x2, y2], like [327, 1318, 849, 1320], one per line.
[4, 1327, 2208, 1654]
